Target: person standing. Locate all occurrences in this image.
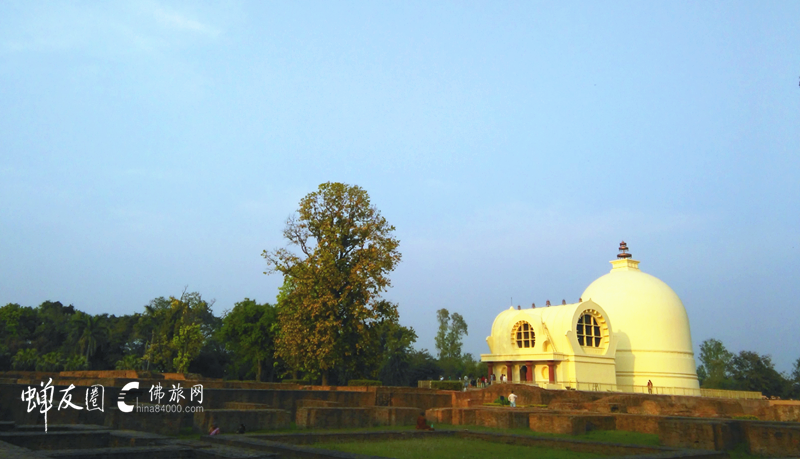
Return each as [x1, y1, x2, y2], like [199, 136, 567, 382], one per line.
[508, 391, 517, 408]
[647, 380, 653, 394]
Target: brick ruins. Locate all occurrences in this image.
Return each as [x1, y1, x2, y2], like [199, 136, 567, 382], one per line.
[0, 371, 798, 458]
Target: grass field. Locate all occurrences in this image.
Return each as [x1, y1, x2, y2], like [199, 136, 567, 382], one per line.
[314, 436, 606, 459]
[237, 423, 661, 446]
[184, 422, 763, 458]
[430, 424, 661, 446]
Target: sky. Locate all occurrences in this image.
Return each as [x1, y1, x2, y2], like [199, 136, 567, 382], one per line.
[1, 1, 798, 373]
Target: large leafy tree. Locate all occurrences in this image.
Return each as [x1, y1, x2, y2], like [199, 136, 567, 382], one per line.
[76, 314, 109, 367]
[263, 182, 401, 385]
[434, 308, 468, 360]
[140, 292, 213, 372]
[34, 301, 76, 356]
[0, 303, 38, 370]
[407, 349, 443, 386]
[728, 351, 787, 398]
[696, 338, 733, 389]
[219, 298, 279, 382]
[374, 310, 417, 386]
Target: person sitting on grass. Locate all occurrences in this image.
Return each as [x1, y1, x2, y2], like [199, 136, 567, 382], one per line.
[208, 424, 220, 436]
[416, 412, 434, 431]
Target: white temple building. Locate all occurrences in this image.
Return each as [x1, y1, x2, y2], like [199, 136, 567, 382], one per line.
[481, 242, 700, 393]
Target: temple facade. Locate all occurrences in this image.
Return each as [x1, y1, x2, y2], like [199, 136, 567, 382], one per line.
[481, 243, 700, 393]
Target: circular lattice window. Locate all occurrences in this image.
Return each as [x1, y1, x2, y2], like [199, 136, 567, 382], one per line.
[576, 309, 608, 349]
[511, 321, 535, 349]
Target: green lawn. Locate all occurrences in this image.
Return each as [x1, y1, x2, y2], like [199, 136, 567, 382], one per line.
[225, 422, 661, 448]
[428, 424, 660, 447]
[314, 437, 606, 459]
[186, 422, 763, 459]
[247, 423, 420, 435]
[239, 422, 659, 446]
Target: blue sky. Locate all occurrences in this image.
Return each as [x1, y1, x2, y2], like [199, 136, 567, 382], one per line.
[1, 1, 798, 372]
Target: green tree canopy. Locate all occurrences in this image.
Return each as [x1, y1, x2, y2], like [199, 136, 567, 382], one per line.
[139, 291, 213, 372]
[434, 308, 468, 361]
[263, 182, 401, 385]
[789, 357, 800, 399]
[219, 298, 279, 382]
[729, 351, 787, 398]
[697, 338, 733, 389]
[76, 314, 109, 368]
[0, 303, 38, 369]
[407, 349, 443, 385]
[374, 312, 417, 386]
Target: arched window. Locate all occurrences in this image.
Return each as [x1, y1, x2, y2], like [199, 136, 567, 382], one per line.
[576, 312, 603, 347]
[511, 321, 535, 349]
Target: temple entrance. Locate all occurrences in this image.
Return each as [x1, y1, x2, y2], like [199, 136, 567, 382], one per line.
[519, 365, 527, 382]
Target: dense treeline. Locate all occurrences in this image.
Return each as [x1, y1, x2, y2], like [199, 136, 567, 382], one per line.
[0, 184, 490, 386]
[0, 296, 483, 386]
[696, 338, 800, 399]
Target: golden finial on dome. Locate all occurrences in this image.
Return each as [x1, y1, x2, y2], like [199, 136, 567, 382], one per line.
[617, 241, 632, 259]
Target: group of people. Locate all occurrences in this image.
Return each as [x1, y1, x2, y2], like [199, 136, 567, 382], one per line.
[440, 374, 508, 389]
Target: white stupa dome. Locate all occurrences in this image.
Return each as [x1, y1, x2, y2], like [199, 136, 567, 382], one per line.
[581, 242, 699, 389]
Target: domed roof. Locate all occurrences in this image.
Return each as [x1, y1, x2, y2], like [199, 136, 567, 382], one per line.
[580, 253, 693, 354]
[485, 300, 615, 358]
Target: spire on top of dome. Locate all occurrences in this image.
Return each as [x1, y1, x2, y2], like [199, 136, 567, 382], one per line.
[617, 241, 632, 259]
[610, 241, 640, 271]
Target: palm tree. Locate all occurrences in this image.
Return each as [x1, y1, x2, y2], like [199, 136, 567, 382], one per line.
[78, 315, 108, 368]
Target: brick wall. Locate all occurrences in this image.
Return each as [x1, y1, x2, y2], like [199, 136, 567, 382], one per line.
[741, 421, 800, 456]
[657, 418, 741, 451]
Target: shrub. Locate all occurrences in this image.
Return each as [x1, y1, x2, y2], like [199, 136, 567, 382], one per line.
[114, 354, 141, 371]
[12, 348, 39, 371]
[493, 396, 510, 406]
[65, 355, 89, 371]
[348, 380, 383, 386]
[431, 381, 463, 391]
[35, 352, 64, 372]
[281, 379, 307, 384]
